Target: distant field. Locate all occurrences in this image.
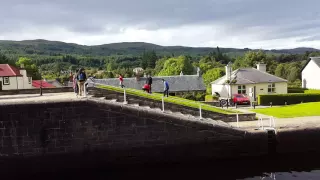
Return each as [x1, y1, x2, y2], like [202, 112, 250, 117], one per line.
[253, 102, 320, 118]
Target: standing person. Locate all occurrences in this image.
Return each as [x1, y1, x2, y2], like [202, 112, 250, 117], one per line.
[119, 74, 124, 88]
[162, 79, 169, 97]
[76, 68, 87, 96]
[146, 75, 152, 94]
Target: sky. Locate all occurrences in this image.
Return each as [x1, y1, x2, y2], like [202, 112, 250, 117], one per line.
[1, 0, 320, 49]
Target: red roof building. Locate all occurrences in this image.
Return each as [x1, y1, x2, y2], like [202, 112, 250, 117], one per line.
[32, 80, 56, 88]
[0, 64, 23, 77]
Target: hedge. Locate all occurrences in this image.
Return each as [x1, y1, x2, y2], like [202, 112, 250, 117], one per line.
[258, 93, 320, 105]
[288, 87, 320, 94]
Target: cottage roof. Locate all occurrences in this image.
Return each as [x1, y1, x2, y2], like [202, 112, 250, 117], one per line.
[0, 64, 23, 77]
[211, 68, 287, 85]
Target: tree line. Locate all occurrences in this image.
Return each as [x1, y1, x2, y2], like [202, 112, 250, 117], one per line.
[1, 47, 320, 92]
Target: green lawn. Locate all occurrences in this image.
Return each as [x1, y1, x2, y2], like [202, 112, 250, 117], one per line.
[96, 84, 237, 114]
[252, 102, 320, 118]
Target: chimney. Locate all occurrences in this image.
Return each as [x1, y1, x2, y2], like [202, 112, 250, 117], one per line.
[256, 63, 266, 72]
[196, 67, 200, 77]
[180, 71, 183, 76]
[20, 64, 25, 69]
[225, 62, 232, 80]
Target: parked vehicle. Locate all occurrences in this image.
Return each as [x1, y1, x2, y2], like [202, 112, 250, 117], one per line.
[232, 94, 250, 105]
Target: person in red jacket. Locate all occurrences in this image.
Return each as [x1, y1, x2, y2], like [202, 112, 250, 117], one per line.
[142, 84, 150, 93]
[119, 74, 124, 88]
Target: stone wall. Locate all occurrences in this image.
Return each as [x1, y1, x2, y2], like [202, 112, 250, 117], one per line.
[0, 98, 268, 163]
[90, 87, 256, 122]
[0, 87, 73, 95]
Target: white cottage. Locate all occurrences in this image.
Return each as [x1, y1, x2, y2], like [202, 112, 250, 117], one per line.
[0, 64, 33, 90]
[301, 57, 320, 89]
[211, 62, 288, 100]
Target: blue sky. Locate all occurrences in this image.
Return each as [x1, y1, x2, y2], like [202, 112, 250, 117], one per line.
[1, 0, 320, 49]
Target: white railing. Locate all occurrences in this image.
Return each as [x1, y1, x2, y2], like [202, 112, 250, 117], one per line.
[258, 116, 276, 130]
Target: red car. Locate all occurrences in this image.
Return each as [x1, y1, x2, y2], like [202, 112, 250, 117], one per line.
[232, 94, 250, 105]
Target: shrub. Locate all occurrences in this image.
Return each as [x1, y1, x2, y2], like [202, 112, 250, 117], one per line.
[258, 93, 320, 105]
[288, 87, 307, 93]
[205, 95, 219, 102]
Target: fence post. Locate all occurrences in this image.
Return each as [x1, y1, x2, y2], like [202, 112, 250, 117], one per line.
[123, 88, 128, 104]
[199, 104, 202, 120]
[236, 113, 239, 128]
[162, 96, 164, 112]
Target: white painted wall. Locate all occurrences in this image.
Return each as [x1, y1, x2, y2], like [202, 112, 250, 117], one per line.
[0, 69, 32, 90]
[302, 60, 320, 89]
[212, 82, 288, 98]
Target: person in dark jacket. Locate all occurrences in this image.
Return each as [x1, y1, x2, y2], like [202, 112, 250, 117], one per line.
[146, 75, 152, 93]
[76, 68, 87, 96]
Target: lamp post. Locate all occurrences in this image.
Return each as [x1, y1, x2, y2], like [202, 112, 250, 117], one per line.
[39, 70, 43, 96]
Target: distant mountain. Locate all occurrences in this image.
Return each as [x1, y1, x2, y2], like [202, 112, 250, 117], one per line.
[0, 39, 319, 57]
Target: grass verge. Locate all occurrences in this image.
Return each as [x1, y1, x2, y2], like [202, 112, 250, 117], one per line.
[252, 102, 320, 118]
[96, 84, 237, 114]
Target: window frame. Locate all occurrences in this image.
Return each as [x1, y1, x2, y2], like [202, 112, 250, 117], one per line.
[268, 83, 276, 93]
[3, 77, 10, 85]
[237, 85, 246, 94]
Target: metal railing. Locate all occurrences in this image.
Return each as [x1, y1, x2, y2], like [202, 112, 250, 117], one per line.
[258, 116, 276, 130]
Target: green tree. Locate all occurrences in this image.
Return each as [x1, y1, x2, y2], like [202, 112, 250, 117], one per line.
[202, 68, 225, 94]
[16, 57, 40, 79]
[158, 56, 193, 76]
[274, 64, 286, 79]
[287, 66, 300, 82]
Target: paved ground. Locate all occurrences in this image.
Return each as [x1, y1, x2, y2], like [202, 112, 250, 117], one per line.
[0, 92, 85, 104]
[228, 105, 320, 131]
[1, 93, 320, 131]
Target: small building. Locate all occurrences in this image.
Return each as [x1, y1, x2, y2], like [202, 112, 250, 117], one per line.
[94, 69, 206, 95]
[0, 64, 32, 90]
[301, 57, 320, 89]
[211, 63, 288, 100]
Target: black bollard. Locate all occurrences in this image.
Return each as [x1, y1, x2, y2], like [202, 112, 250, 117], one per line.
[40, 87, 43, 96]
[235, 103, 238, 109]
[270, 102, 272, 107]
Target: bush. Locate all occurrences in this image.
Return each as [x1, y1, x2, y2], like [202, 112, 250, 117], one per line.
[258, 93, 320, 105]
[205, 95, 219, 102]
[288, 87, 307, 93]
[288, 88, 320, 94]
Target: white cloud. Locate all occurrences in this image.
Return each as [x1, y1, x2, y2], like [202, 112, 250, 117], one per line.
[1, 0, 320, 49]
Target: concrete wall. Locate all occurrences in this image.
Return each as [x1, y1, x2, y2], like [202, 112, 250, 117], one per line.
[0, 87, 73, 95]
[302, 59, 320, 89]
[0, 99, 268, 163]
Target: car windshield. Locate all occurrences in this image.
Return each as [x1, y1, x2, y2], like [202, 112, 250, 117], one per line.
[235, 94, 245, 98]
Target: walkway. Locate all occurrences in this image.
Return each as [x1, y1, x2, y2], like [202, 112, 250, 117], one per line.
[228, 106, 320, 131]
[0, 92, 83, 104]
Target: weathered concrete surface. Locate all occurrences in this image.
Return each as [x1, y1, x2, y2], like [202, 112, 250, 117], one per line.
[0, 93, 269, 163]
[0, 87, 73, 95]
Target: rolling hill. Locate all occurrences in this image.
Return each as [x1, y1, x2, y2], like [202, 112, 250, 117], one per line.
[0, 39, 319, 57]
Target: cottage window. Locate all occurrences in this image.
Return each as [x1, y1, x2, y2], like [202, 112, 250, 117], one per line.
[268, 83, 276, 92]
[28, 77, 31, 84]
[3, 77, 10, 85]
[237, 85, 246, 94]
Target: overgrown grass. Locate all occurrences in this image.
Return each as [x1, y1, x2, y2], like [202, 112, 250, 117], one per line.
[96, 84, 237, 114]
[252, 102, 320, 118]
